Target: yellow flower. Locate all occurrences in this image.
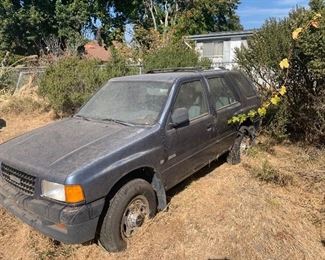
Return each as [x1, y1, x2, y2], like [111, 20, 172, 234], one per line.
[279, 58, 289, 69]
[248, 110, 257, 118]
[262, 101, 271, 108]
[279, 85, 287, 96]
[258, 107, 267, 117]
[314, 13, 322, 19]
[292, 27, 303, 40]
[271, 95, 281, 105]
[311, 20, 319, 28]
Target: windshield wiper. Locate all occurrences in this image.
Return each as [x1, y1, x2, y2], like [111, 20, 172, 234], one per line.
[101, 118, 135, 126]
[74, 115, 90, 121]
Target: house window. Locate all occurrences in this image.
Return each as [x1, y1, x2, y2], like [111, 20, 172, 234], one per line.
[202, 41, 223, 57]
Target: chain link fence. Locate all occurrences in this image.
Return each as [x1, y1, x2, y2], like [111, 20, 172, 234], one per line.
[1, 64, 144, 93]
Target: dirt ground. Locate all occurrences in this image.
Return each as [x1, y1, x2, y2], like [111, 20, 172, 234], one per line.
[0, 113, 324, 260]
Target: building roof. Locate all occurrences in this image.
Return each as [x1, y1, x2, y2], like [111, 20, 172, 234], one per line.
[84, 41, 111, 62]
[186, 30, 257, 41]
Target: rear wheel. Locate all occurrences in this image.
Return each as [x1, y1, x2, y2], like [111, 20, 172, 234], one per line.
[227, 126, 255, 165]
[99, 179, 157, 252]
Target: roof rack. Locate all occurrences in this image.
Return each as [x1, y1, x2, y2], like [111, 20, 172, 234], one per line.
[146, 67, 204, 74]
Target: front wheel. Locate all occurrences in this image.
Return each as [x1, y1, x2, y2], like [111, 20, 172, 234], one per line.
[99, 179, 157, 252]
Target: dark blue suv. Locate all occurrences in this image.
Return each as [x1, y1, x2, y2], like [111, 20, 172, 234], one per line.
[0, 69, 260, 251]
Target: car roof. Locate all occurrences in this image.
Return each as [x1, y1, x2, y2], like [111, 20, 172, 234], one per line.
[110, 69, 229, 83]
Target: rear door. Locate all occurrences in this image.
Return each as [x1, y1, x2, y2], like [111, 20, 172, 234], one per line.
[205, 76, 242, 154]
[162, 78, 215, 189]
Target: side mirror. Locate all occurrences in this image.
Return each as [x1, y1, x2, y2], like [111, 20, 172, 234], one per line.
[171, 107, 189, 128]
[0, 118, 6, 129]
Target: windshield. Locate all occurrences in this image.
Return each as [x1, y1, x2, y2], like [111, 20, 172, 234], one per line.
[77, 81, 172, 125]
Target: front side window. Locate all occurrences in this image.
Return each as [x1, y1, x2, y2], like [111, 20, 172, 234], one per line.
[208, 77, 238, 110]
[173, 80, 208, 120]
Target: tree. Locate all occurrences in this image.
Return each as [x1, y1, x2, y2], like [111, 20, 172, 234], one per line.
[0, 0, 57, 55]
[174, 0, 243, 37]
[235, 1, 325, 144]
[235, 18, 291, 92]
[143, 42, 211, 71]
[114, 0, 242, 38]
[0, 0, 115, 55]
[0, 0, 243, 56]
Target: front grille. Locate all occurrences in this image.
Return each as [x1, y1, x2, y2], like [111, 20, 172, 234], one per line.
[1, 163, 36, 196]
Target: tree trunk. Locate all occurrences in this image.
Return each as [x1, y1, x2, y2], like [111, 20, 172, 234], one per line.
[147, 0, 158, 31]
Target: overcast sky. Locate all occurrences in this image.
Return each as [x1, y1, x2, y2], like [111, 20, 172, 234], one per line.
[238, 0, 309, 29]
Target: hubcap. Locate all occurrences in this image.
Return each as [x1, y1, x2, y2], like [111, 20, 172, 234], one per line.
[121, 195, 149, 239]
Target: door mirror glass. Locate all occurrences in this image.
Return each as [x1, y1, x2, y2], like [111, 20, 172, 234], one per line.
[171, 107, 189, 127]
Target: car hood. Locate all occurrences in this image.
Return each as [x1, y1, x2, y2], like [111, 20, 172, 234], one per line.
[0, 118, 147, 180]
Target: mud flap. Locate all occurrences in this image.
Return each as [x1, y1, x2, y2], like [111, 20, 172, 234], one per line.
[151, 174, 167, 211]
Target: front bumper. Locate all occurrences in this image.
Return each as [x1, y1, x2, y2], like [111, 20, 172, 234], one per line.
[0, 178, 105, 244]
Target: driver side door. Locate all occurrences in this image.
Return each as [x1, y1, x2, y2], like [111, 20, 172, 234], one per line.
[162, 78, 215, 189]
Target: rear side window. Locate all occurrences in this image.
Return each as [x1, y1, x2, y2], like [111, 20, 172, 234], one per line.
[173, 80, 208, 120]
[231, 73, 256, 97]
[208, 77, 238, 110]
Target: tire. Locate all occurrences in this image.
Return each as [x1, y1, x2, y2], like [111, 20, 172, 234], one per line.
[99, 179, 157, 252]
[227, 126, 255, 165]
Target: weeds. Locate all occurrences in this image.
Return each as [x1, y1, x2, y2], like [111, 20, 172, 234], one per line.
[246, 160, 293, 186]
[37, 242, 75, 260]
[246, 146, 259, 158]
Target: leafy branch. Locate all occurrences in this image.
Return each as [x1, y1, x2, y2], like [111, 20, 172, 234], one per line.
[228, 13, 322, 125]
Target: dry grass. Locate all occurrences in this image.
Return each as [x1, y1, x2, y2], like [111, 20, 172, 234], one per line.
[0, 114, 324, 260]
[0, 96, 48, 115]
[0, 76, 51, 116]
[243, 159, 293, 186]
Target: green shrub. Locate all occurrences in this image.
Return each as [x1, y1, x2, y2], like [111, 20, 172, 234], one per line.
[263, 101, 289, 142]
[235, 2, 325, 145]
[39, 57, 104, 114]
[39, 53, 132, 114]
[143, 42, 211, 71]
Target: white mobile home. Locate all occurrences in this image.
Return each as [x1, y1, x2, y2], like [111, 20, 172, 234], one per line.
[186, 30, 255, 69]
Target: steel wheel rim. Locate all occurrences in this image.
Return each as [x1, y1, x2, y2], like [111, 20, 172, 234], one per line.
[121, 195, 149, 239]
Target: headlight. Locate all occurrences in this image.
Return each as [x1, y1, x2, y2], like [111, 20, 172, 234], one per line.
[41, 180, 85, 203]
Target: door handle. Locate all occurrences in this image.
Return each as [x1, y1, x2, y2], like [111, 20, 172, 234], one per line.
[206, 124, 213, 132]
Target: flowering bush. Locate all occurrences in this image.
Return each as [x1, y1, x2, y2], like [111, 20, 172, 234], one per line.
[234, 2, 324, 145]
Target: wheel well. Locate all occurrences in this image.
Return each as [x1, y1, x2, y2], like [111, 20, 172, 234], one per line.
[95, 167, 157, 241]
[106, 167, 155, 202]
[239, 118, 253, 129]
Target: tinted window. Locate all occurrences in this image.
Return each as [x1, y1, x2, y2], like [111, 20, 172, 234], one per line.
[208, 77, 238, 110]
[173, 80, 208, 120]
[232, 73, 256, 97]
